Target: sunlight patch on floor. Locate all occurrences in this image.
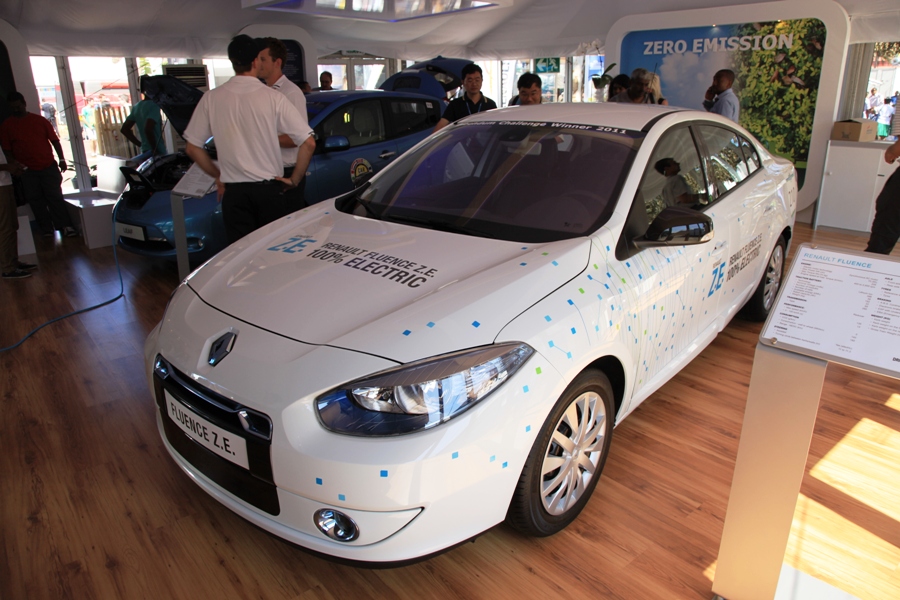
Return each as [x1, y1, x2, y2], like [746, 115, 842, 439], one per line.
[786, 493, 900, 600]
[810, 418, 900, 522]
[886, 394, 900, 412]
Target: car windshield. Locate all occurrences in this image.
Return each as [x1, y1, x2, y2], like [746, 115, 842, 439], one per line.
[340, 121, 643, 242]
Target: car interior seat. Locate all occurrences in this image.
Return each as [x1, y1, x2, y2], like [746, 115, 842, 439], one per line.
[350, 105, 381, 146]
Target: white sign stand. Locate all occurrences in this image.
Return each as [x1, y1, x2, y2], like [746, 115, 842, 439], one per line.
[712, 244, 900, 600]
[171, 163, 217, 281]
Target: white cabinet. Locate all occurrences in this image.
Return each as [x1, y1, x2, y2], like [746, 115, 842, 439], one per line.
[816, 140, 898, 232]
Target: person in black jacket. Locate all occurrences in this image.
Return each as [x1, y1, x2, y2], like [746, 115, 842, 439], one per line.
[865, 140, 900, 254]
[433, 63, 497, 132]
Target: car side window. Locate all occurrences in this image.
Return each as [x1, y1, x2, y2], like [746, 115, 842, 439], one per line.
[387, 99, 439, 138]
[697, 125, 749, 197]
[636, 126, 708, 222]
[318, 99, 385, 148]
[739, 135, 761, 173]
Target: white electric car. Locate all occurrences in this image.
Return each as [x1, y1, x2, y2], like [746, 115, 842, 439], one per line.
[145, 103, 796, 564]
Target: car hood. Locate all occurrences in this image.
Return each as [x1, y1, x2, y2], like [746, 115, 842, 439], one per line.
[186, 204, 590, 363]
[141, 75, 205, 136]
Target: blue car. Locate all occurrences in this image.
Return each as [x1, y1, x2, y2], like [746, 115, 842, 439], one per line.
[115, 78, 442, 262]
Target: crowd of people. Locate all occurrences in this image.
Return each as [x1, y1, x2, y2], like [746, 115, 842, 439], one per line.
[434, 64, 739, 125]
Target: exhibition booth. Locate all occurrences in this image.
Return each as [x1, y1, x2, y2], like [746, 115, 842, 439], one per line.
[0, 1, 898, 599]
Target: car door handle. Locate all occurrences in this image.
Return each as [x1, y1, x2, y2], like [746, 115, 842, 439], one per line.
[764, 204, 776, 214]
[714, 241, 727, 250]
[379, 151, 396, 159]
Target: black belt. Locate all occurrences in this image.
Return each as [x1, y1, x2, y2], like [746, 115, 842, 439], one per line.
[224, 180, 279, 187]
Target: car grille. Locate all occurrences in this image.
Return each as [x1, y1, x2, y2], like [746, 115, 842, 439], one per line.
[153, 356, 279, 515]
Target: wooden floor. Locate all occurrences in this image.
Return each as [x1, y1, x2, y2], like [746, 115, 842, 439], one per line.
[1, 221, 898, 600]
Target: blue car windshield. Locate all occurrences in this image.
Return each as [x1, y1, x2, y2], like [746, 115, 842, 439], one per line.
[343, 121, 643, 243]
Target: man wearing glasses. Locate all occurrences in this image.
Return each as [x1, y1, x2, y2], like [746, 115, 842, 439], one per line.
[433, 63, 497, 132]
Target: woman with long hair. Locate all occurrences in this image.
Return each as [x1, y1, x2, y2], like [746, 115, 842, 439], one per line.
[648, 73, 668, 105]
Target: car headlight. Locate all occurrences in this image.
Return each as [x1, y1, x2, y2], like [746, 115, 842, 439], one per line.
[316, 342, 534, 436]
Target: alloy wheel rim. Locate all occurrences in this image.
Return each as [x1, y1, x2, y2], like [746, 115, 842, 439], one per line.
[763, 244, 784, 310]
[540, 391, 607, 515]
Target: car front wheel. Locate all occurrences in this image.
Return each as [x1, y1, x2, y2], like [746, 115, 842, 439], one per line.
[741, 235, 786, 321]
[506, 370, 615, 536]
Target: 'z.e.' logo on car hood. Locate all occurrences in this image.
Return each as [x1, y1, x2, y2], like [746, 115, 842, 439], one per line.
[267, 237, 318, 254]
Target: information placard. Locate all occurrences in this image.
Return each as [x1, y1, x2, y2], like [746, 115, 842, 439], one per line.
[172, 162, 217, 198]
[760, 243, 900, 378]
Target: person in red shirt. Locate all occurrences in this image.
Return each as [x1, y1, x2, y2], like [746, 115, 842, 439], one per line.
[0, 91, 77, 237]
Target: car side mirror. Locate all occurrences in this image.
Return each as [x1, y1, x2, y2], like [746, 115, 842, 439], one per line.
[634, 206, 714, 249]
[323, 135, 350, 152]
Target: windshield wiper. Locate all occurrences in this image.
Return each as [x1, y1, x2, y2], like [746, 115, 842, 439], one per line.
[356, 196, 382, 219]
[335, 183, 382, 219]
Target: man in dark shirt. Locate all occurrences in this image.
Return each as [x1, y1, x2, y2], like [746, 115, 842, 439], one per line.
[865, 139, 900, 255]
[508, 72, 543, 106]
[0, 91, 78, 237]
[433, 63, 497, 132]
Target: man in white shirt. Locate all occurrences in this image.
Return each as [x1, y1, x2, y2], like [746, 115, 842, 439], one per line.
[877, 98, 895, 140]
[257, 37, 314, 211]
[702, 69, 740, 124]
[865, 88, 882, 119]
[183, 35, 316, 243]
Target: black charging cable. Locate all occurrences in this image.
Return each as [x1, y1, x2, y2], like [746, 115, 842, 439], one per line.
[0, 202, 126, 352]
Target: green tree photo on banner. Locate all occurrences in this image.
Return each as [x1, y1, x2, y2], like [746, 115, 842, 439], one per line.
[734, 18, 826, 187]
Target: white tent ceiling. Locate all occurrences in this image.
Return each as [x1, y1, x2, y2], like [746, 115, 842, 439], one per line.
[1, 0, 898, 61]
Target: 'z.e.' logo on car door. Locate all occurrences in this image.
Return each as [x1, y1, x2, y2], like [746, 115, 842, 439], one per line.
[708, 259, 725, 298]
[267, 237, 318, 254]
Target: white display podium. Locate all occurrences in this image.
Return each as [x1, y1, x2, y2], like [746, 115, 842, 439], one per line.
[16, 214, 36, 259]
[712, 244, 899, 600]
[64, 193, 118, 249]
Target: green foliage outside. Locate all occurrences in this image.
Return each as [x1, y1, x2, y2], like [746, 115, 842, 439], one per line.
[733, 18, 826, 182]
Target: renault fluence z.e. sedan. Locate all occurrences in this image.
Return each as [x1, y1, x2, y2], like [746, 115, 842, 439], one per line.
[145, 102, 796, 564]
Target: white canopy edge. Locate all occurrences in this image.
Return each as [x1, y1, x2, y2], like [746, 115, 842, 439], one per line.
[5, 1, 899, 61]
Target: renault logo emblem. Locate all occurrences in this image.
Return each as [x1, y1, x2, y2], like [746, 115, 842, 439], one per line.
[208, 332, 236, 366]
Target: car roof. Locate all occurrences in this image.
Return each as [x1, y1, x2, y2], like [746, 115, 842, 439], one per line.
[456, 102, 685, 133]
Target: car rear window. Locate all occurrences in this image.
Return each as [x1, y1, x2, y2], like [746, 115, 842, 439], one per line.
[347, 122, 643, 242]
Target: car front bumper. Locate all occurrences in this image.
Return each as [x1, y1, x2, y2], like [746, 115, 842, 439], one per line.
[145, 286, 563, 562]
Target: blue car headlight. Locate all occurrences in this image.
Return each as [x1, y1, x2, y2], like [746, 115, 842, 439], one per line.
[316, 343, 534, 436]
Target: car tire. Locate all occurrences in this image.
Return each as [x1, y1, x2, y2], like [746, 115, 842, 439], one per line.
[506, 370, 615, 537]
[741, 235, 786, 322]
